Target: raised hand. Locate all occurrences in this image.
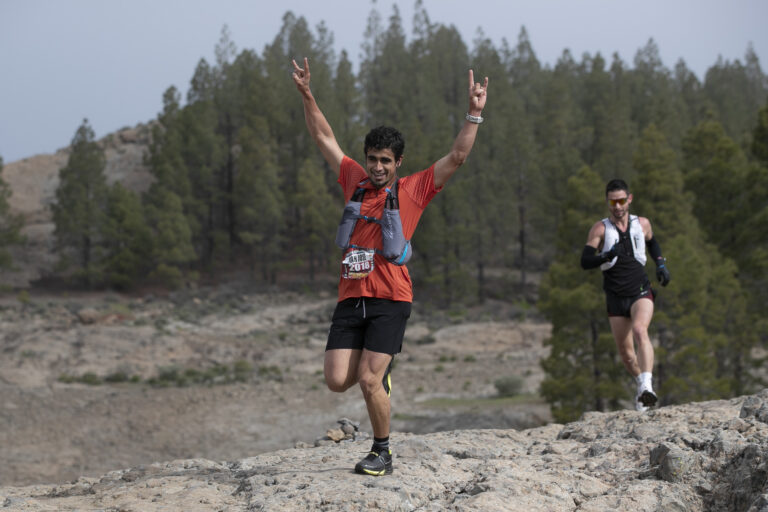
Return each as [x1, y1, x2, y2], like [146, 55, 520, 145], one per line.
[468, 69, 489, 114]
[292, 57, 311, 94]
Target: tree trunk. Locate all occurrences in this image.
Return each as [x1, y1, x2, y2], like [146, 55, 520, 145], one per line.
[477, 234, 485, 304]
[225, 113, 236, 257]
[518, 202, 527, 288]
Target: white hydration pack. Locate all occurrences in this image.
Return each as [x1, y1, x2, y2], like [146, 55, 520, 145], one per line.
[600, 215, 646, 271]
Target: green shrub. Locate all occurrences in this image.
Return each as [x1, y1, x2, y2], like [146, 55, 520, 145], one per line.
[494, 375, 524, 397]
[104, 371, 129, 383]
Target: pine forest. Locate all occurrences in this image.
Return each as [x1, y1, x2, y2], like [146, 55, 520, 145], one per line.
[2, 3, 767, 421]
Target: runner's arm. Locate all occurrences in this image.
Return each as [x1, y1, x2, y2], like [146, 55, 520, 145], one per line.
[433, 70, 488, 188]
[581, 221, 608, 269]
[292, 57, 344, 176]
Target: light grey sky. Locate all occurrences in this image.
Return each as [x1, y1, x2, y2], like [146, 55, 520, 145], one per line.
[1, 0, 766, 163]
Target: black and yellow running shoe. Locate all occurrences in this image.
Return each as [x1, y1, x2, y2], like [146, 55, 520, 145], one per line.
[382, 358, 393, 397]
[354, 449, 393, 476]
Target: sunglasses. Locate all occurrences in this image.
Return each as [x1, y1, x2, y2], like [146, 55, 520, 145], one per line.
[608, 197, 628, 206]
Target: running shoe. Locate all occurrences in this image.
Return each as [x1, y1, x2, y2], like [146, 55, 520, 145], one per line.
[638, 389, 658, 407]
[355, 449, 393, 476]
[382, 358, 393, 397]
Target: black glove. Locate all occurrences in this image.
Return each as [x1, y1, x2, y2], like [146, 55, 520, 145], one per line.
[602, 243, 623, 263]
[655, 258, 671, 287]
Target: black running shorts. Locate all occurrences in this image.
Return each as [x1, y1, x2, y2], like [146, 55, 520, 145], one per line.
[326, 297, 412, 355]
[606, 286, 655, 318]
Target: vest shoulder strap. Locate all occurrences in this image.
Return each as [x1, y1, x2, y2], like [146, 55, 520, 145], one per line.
[385, 179, 399, 209]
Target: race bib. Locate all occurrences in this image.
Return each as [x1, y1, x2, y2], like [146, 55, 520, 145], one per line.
[342, 249, 375, 279]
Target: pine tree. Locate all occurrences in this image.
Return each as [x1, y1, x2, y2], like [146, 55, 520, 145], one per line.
[539, 166, 625, 422]
[294, 157, 337, 281]
[465, 33, 518, 300]
[681, 118, 765, 389]
[212, 25, 241, 256]
[181, 74, 225, 267]
[584, 53, 636, 182]
[505, 27, 543, 286]
[629, 39, 687, 145]
[742, 99, 768, 365]
[235, 119, 285, 283]
[102, 183, 152, 289]
[329, 50, 362, 169]
[0, 156, 24, 270]
[360, 4, 414, 128]
[631, 124, 734, 403]
[144, 189, 196, 288]
[144, 86, 197, 281]
[753, 98, 768, 165]
[681, 119, 750, 256]
[52, 119, 108, 287]
[533, 50, 585, 260]
[703, 45, 768, 142]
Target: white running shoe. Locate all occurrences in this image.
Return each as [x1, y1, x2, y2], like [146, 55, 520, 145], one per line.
[637, 389, 658, 407]
[636, 380, 658, 408]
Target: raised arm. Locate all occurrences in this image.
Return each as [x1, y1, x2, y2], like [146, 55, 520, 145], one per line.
[291, 57, 344, 176]
[433, 69, 489, 188]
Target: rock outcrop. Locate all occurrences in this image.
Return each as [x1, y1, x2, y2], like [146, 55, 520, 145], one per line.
[2, 391, 767, 511]
[2, 125, 153, 287]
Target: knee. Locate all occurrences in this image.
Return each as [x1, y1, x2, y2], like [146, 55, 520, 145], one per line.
[326, 380, 348, 393]
[357, 372, 380, 398]
[325, 370, 354, 393]
[632, 324, 649, 342]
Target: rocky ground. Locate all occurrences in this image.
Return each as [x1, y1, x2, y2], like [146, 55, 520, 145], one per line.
[0, 283, 552, 487]
[1, 390, 767, 511]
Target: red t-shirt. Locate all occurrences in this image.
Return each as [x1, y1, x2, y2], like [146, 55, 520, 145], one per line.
[337, 156, 442, 303]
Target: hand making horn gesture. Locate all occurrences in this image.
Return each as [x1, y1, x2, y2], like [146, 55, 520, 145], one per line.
[468, 69, 489, 115]
[291, 57, 311, 95]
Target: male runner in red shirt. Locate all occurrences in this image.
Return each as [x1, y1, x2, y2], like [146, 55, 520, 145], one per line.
[292, 56, 488, 475]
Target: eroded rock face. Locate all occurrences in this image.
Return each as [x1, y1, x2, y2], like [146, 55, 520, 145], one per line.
[2, 124, 153, 287]
[2, 391, 767, 511]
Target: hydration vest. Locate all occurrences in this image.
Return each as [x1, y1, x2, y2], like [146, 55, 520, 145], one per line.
[335, 179, 412, 266]
[600, 215, 646, 271]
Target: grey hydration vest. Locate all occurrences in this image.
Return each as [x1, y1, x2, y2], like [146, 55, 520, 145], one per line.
[600, 215, 646, 271]
[335, 179, 412, 266]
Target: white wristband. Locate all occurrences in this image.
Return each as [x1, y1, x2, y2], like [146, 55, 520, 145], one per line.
[465, 113, 484, 124]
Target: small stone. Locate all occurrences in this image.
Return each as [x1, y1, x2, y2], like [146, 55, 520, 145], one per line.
[77, 308, 100, 324]
[325, 428, 346, 442]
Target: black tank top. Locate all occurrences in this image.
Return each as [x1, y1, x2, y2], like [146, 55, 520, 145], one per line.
[603, 225, 650, 296]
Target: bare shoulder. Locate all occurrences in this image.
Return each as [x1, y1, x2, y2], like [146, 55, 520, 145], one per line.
[589, 219, 606, 235]
[637, 216, 653, 238]
[586, 219, 606, 247]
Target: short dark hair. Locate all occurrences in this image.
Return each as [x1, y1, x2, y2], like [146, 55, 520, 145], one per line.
[364, 126, 405, 160]
[606, 179, 629, 196]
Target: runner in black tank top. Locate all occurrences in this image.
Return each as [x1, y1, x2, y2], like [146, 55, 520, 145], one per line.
[580, 179, 671, 413]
